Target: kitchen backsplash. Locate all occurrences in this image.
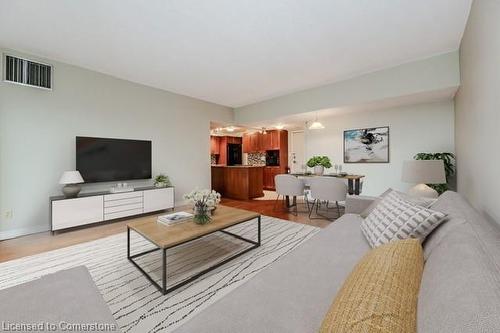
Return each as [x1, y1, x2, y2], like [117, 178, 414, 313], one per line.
[247, 152, 266, 166]
[210, 152, 265, 165]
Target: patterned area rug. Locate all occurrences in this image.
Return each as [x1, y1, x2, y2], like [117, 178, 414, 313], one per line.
[0, 216, 319, 332]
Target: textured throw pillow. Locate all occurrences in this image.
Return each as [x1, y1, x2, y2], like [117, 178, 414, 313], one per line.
[359, 188, 392, 218]
[361, 190, 447, 247]
[359, 188, 436, 218]
[320, 239, 424, 333]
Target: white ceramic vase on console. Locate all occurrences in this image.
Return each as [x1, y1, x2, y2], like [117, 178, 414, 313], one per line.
[314, 165, 324, 176]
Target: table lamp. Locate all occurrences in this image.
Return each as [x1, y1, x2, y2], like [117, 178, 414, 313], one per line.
[59, 171, 84, 198]
[401, 160, 446, 198]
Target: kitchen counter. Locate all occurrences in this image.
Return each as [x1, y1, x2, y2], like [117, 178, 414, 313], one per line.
[211, 165, 264, 200]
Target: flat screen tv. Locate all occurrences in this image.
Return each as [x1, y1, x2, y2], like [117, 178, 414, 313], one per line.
[76, 136, 152, 183]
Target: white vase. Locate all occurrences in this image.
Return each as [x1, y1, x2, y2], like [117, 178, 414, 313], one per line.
[314, 165, 324, 176]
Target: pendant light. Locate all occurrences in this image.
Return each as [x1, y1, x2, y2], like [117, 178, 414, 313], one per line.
[308, 113, 325, 130]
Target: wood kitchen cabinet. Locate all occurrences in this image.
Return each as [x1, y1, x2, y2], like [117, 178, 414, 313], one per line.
[226, 136, 242, 144]
[243, 132, 263, 153]
[261, 132, 271, 150]
[210, 136, 220, 154]
[211, 166, 264, 199]
[271, 130, 281, 149]
[213, 136, 242, 164]
[262, 130, 281, 150]
[252, 133, 263, 152]
[264, 166, 281, 190]
[242, 134, 251, 153]
[243, 130, 288, 153]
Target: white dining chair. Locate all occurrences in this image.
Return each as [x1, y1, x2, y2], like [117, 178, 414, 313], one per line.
[308, 177, 348, 220]
[274, 174, 306, 215]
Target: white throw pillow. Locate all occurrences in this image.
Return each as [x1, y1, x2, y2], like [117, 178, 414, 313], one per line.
[361, 190, 447, 248]
[360, 188, 436, 218]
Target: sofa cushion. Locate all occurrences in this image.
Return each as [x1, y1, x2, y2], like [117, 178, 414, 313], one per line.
[174, 214, 371, 333]
[0, 266, 119, 332]
[418, 191, 500, 332]
[361, 190, 447, 247]
[345, 195, 377, 215]
[320, 239, 423, 333]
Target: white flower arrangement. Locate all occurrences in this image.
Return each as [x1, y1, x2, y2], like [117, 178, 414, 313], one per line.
[183, 189, 221, 209]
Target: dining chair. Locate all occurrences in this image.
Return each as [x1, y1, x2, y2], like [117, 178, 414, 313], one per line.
[308, 177, 348, 220]
[274, 174, 306, 215]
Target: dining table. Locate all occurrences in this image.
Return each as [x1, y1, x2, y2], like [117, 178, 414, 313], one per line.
[290, 173, 365, 195]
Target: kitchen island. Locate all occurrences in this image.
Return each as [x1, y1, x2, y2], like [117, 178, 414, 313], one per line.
[211, 165, 264, 200]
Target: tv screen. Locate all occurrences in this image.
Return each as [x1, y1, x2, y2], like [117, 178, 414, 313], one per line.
[76, 136, 152, 183]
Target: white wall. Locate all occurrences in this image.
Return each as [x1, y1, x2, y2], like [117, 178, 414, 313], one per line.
[454, 0, 500, 225]
[234, 52, 460, 124]
[305, 101, 455, 196]
[0, 49, 233, 239]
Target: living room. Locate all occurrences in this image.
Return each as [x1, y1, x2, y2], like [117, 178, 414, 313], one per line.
[1, 1, 499, 332]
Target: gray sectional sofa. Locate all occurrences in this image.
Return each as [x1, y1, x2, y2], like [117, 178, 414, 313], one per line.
[175, 191, 500, 332]
[0, 266, 119, 332]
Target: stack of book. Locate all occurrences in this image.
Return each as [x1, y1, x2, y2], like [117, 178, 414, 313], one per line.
[157, 212, 193, 226]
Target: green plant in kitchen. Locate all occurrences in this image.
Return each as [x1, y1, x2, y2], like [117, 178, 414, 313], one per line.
[183, 189, 221, 225]
[413, 152, 456, 194]
[307, 156, 332, 176]
[154, 174, 171, 188]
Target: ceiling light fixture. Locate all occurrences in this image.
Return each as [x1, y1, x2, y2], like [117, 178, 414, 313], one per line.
[275, 124, 285, 130]
[226, 126, 235, 132]
[308, 113, 325, 130]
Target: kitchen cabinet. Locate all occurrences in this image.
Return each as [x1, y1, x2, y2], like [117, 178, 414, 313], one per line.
[269, 130, 287, 150]
[211, 166, 264, 200]
[258, 130, 287, 151]
[264, 166, 282, 190]
[213, 136, 242, 164]
[262, 130, 279, 150]
[261, 132, 271, 150]
[210, 136, 220, 154]
[252, 133, 264, 151]
[271, 130, 281, 149]
[226, 136, 242, 144]
[242, 132, 263, 153]
[242, 134, 251, 153]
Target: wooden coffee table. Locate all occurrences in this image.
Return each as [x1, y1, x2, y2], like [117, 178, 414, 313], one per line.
[127, 205, 261, 295]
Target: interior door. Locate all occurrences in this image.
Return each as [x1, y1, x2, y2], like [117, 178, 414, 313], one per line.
[290, 131, 305, 174]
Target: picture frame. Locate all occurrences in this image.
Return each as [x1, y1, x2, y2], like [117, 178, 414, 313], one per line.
[343, 126, 390, 163]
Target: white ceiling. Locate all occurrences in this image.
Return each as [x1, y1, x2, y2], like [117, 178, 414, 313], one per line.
[0, 0, 472, 107]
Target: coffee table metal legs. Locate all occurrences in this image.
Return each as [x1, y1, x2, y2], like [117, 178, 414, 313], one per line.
[127, 216, 261, 295]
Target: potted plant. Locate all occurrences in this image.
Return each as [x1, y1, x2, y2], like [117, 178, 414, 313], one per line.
[306, 156, 332, 176]
[183, 189, 221, 225]
[154, 174, 171, 188]
[414, 152, 456, 194]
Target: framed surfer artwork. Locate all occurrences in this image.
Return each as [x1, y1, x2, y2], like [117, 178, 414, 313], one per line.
[343, 126, 389, 163]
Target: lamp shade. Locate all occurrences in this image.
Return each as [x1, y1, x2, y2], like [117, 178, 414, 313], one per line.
[59, 171, 84, 184]
[308, 121, 325, 130]
[401, 160, 446, 184]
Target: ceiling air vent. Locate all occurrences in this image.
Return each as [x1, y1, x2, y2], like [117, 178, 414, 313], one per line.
[4, 54, 52, 89]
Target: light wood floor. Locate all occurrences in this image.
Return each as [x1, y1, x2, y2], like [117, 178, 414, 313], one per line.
[0, 198, 333, 263]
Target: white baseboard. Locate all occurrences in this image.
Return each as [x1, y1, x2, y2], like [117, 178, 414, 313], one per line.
[0, 224, 50, 241]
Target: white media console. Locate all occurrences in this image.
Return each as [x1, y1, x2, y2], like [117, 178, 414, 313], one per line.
[50, 186, 174, 231]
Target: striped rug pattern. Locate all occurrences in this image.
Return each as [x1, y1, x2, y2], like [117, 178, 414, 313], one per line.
[0, 216, 319, 332]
